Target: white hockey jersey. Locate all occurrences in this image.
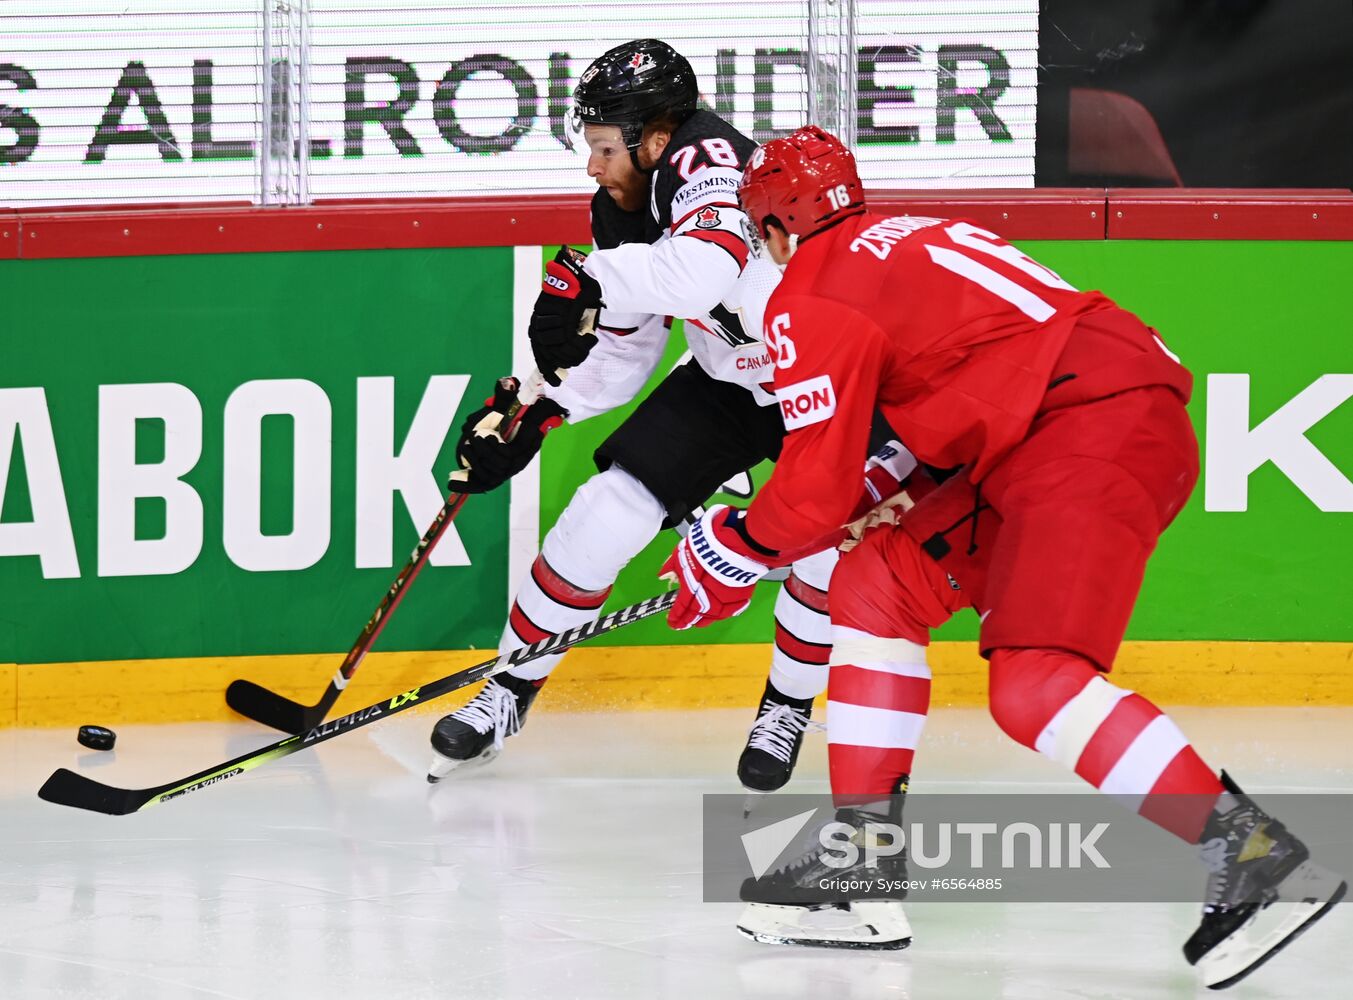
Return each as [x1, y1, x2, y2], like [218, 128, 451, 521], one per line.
[545, 111, 779, 422]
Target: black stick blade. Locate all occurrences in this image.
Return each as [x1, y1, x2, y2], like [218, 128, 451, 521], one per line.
[225, 679, 320, 734]
[38, 768, 150, 816]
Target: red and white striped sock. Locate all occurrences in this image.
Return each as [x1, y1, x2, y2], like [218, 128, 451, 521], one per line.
[989, 648, 1224, 841]
[502, 553, 611, 682]
[826, 626, 932, 803]
[768, 549, 838, 700]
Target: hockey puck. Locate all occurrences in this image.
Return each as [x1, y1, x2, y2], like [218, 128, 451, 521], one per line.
[77, 725, 117, 751]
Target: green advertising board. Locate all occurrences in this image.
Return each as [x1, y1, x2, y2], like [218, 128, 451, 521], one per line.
[553, 239, 1353, 647]
[2, 248, 514, 663]
[2, 238, 1351, 669]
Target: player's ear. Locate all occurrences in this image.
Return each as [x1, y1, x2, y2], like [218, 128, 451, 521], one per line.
[763, 221, 796, 266]
[638, 124, 672, 167]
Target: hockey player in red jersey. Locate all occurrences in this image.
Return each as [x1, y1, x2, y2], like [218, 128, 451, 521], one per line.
[425, 42, 925, 798]
[662, 126, 1345, 984]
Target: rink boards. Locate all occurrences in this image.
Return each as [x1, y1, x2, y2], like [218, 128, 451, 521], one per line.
[2, 195, 1351, 722]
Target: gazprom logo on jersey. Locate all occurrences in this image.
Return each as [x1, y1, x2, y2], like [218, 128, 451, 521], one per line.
[776, 375, 837, 431]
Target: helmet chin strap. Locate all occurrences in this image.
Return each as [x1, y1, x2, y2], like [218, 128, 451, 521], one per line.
[629, 146, 656, 174]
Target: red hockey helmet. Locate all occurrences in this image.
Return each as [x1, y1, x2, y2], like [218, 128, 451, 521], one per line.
[738, 125, 865, 242]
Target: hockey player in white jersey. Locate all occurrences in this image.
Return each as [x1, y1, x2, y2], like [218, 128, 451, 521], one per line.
[426, 40, 913, 790]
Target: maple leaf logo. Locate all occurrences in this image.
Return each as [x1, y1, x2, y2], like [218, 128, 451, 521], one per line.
[695, 207, 721, 229]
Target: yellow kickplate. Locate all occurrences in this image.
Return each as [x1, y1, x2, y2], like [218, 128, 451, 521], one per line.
[0, 663, 16, 727]
[7, 641, 1352, 728]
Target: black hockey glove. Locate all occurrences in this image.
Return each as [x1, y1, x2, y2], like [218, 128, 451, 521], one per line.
[528, 246, 602, 386]
[448, 379, 567, 495]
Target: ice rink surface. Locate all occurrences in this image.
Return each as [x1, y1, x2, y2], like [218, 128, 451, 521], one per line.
[2, 703, 1349, 1000]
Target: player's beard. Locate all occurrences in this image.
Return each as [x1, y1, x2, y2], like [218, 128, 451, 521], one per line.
[602, 166, 647, 213]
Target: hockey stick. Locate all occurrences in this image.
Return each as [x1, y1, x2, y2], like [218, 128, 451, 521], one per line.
[225, 368, 559, 734]
[224, 492, 470, 733]
[38, 589, 673, 816]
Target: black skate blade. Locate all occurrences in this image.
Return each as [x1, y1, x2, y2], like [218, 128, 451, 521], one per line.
[1206, 877, 1347, 990]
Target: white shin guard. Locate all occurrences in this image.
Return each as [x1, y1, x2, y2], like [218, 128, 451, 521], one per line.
[503, 465, 665, 681]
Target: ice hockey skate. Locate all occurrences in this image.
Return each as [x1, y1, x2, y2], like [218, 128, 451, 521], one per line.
[737, 803, 912, 950]
[737, 680, 819, 793]
[427, 673, 544, 782]
[1184, 773, 1347, 989]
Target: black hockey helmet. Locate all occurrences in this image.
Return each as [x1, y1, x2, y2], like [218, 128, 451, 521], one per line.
[572, 39, 699, 151]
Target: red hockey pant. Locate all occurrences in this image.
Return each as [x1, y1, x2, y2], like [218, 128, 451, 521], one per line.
[826, 388, 1221, 840]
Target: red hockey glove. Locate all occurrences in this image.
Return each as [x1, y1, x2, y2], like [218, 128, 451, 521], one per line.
[660, 505, 774, 630]
[849, 440, 918, 520]
[448, 377, 566, 495]
[836, 439, 919, 550]
[529, 246, 602, 386]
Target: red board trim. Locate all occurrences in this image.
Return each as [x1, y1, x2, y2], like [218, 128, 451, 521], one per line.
[12, 195, 592, 260]
[7, 189, 1353, 260]
[871, 187, 1109, 240]
[0, 213, 18, 260]
[1105, 189, 1353, 240]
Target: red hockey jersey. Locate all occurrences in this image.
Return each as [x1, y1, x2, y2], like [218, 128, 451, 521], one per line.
[746, 213, 1192, 552]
